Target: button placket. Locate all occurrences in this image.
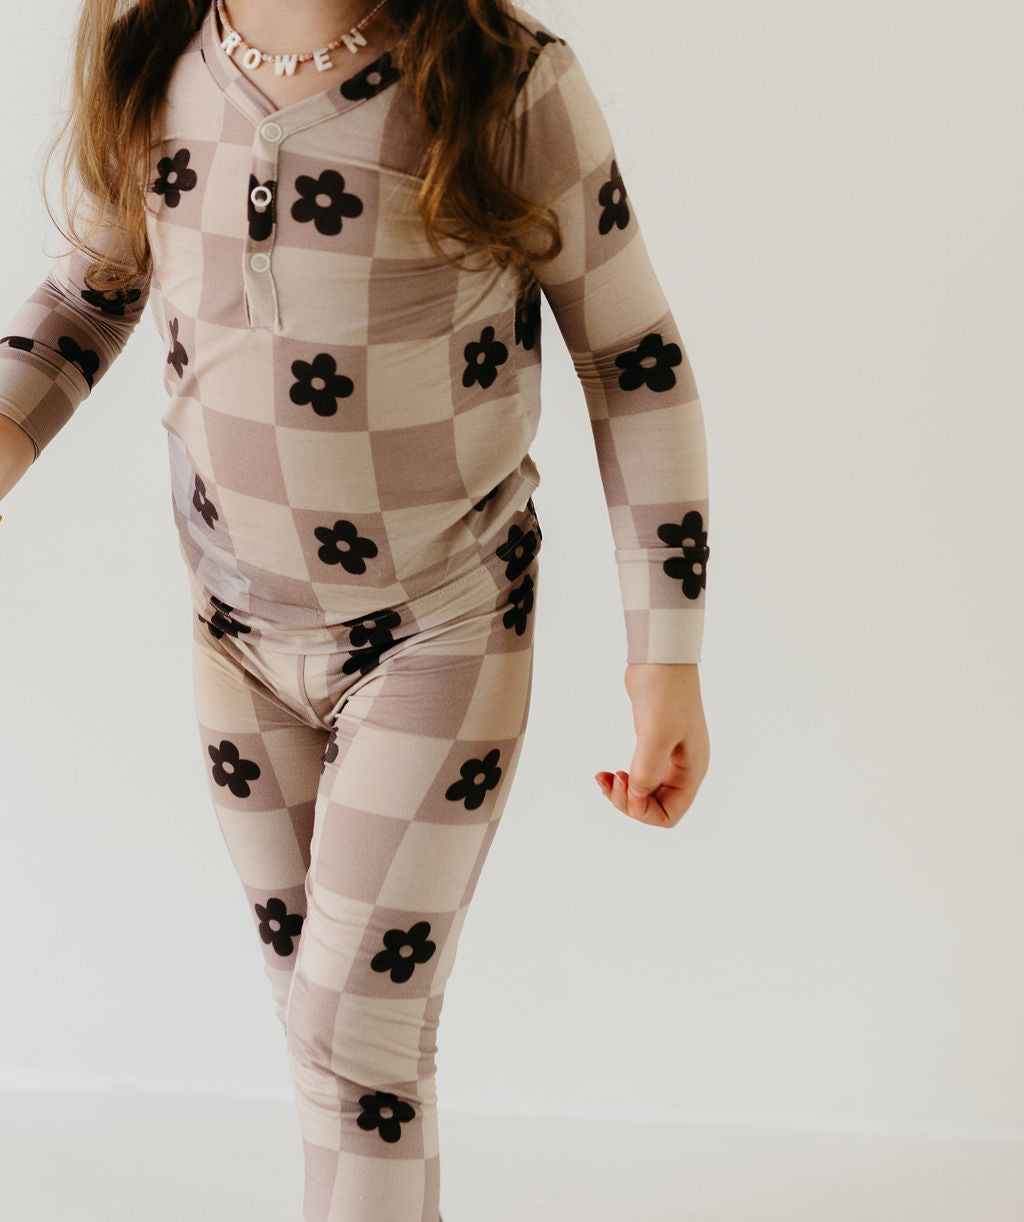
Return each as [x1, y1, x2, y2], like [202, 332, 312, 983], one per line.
[242, 111, 338, 331]
[243, 122, 286, 331]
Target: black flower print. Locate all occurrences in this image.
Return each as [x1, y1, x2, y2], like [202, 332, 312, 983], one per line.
[256, 896, 303, 957]
[445, 748, 502, 810]
[616, 332, 683, 394]
[346, 609, 401, 648]
[462, 325, 509, 390]
[0, 335, 33, 352]
[314, 520, 379, 573]
[503, 572, 535, 637]
[290, 353, 354, 417]
[657, 510, 710, 599]
[320, 722, 340, 776]
[472, 484, 500, 513]
[340, 608, 404, 676]
[56, 336, 99, 389]
[357, 1091, 415, 1143]
[153, 148, 198, 207]
[291, 170, 363, 236]
[193, 474, 219, 529]
[514, 284, 541, 351]
[370, 921, 436, 984]
[598, 158, 630, 235]
[167, 316, 188, 378]
[208, 739, 261, 799]
[248, 174, 276, 242]
[198, 595, 251, 641]
[495, 520, 538, 582]
[340, 51, 401, 101]
[81, 284, 143, 317]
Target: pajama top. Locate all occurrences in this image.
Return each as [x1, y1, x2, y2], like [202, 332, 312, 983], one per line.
[0, 0, 710, 663]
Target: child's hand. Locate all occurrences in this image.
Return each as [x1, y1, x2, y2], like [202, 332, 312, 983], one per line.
[594, 663, 710, 828]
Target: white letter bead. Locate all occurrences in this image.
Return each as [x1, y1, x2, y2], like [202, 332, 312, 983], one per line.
[242, 47, 262, 70]
[313, 48, 334, 72]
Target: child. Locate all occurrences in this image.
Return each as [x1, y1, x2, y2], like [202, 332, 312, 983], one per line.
[0, 2, 711, 1217]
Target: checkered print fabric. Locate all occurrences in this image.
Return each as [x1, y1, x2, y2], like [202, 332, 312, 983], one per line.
[0, 1, 709, 663]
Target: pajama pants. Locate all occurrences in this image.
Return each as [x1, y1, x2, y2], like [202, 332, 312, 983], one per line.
[186, 501, 542, 1222]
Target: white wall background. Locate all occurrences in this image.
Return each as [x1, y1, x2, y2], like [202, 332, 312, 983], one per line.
[0, 0, 1021, 1149]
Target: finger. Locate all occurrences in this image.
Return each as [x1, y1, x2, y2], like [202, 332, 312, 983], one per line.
[626, 768, 669, 821]
[613, 772, 645, 821]
[599, 771, 672, 828]
[618, 771, 666, 826]
[611, 770, 631, 816]
[595, 771, 627, 812]
[650, 776, 700, 826]
[626, 778, 654, 820]
[627, 743, 681, 820]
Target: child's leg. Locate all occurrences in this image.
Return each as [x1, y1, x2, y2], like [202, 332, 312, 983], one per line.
[190, 607, 327, 1033]
[287, 556, 538, 1222]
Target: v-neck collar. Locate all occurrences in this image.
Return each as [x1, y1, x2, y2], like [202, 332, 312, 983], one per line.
[199, 0, 402, 127]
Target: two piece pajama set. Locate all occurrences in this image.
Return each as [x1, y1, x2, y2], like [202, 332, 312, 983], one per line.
[0, 3, 709, 1218]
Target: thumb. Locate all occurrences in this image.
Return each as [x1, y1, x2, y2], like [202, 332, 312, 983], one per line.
[625, 748, 669, 820]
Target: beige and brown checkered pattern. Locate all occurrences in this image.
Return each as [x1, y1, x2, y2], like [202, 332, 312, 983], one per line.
[0, 1, 709, 663]
[189, 530, 539, 1221]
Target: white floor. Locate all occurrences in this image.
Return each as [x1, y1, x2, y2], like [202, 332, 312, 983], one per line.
[0, 1090, 1020, 1220]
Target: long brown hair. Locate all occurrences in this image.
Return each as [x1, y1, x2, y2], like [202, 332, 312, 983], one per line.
[41, 0, 563, 297]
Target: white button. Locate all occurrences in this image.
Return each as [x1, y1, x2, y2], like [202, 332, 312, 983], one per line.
[250, 185, 273, 210]
[260, 121, 283, 143]
[249, 252, 271, 273]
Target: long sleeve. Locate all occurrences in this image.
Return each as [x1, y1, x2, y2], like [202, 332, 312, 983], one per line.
[499, 32, 710, 664]
[0, 187, 151, 462]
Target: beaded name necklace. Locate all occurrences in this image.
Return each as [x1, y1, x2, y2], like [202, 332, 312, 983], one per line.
[214, 0, 391, 74]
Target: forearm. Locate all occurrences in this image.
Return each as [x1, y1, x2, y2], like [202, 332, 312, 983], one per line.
[0, 412, 36, 503]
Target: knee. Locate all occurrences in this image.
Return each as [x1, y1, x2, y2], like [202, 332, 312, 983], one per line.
[285, 969, 440, 1096]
